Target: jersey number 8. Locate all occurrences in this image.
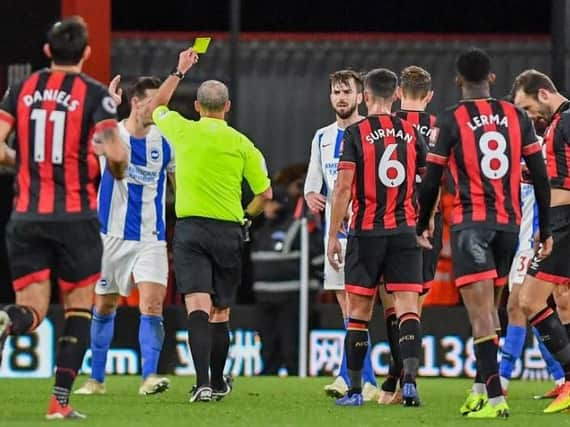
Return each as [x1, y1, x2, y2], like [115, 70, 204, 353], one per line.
[479, 131, 509, 180]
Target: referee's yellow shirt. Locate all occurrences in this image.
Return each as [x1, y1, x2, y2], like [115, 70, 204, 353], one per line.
[153, 106, 270, 222]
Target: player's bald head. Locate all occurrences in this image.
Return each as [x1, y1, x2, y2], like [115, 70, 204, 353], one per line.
[197, 80, 229, 112]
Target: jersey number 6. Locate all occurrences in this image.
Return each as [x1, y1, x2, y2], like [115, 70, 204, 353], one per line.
[378, 144, 405, 188]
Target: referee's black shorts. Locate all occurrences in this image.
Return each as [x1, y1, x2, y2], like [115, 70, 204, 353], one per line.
[173, 217, 244, 308]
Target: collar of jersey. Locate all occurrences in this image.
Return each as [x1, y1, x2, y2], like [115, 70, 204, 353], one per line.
[199, 116, 228, 125]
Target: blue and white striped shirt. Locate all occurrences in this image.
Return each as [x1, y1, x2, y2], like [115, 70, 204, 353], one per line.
[98, 122, 175, 241]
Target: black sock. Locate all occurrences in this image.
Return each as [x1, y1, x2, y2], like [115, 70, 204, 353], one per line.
[530, 307, 570, 380]
[399, 313, 422, 384]
[474, 335, 502, 399]
[187, 310, 211, 387]
[383, 308, 402, 391]
[474, 370, 483, 384]
[210, 321, 230, 390]
[4, 304, 39, 334]
[345, 318, 369, 395]
[54, 309, 91, 406]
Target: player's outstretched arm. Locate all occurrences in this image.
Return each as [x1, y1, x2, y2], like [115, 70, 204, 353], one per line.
[148, 48, 199, 114]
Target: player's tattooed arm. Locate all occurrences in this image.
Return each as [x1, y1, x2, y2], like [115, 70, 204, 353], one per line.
[97, 126, 128, 179]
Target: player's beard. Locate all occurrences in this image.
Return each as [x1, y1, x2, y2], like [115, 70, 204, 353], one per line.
[334, 104, 357, 120]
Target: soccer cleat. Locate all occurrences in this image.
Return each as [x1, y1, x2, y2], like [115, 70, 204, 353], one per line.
[466, 401, 509, 419]
[324, 376, 348, 398]
[335, 392, 364, 406]
[362, 382, 379, 402]
[0, 310, 11, 367]
[73, 378, 106, 395]
[212, 375, 233, 401]
[45, 396, 87, 420]
[460, 392, 487, 415]
[402, 383, 420, 407]
[189, 385, 213, 403]
[138, 375, 170, 395]
[533, 383, 565, 400]
[543, 382, 570, 413]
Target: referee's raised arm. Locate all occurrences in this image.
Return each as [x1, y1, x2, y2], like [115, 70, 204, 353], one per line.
[149, 47, 272, 402]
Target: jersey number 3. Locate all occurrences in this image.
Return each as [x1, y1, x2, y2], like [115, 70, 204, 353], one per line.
[31, 108, 66, 165]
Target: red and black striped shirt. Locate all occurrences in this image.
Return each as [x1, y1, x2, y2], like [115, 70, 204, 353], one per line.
[0, 69, 118, 221]
[543, 101, 570, 190]
[395, 110, 437, 146]
[395, 109, 444, 196]
[338, 114, 427, 236]
[427, 98, 541, 230]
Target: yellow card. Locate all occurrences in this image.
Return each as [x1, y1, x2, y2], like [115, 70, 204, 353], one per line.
[192, 37, 211, 54]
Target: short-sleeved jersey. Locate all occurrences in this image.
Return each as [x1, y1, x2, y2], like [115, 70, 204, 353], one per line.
[0, 69, 118, 221]
[543, 101, 570, 190]
[427, 98, 541, 231]
[98, 122, 175, 242]
[152, 106, 270, 222]
[338, 114, 427, 236]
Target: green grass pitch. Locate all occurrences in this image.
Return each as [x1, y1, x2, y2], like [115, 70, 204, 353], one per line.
[1, 376, 568, 426]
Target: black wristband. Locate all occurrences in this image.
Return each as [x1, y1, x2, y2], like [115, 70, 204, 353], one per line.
[170, 68, 185, 79]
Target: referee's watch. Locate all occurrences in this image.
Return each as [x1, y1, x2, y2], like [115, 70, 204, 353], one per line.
[170, 68, 185, 79]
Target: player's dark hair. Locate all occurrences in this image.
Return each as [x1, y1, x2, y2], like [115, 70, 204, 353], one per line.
[400, 66, 432, 99]
[511, 69, 558, 99]
[456, 48, 491, 83]
[364, 68, 398, 99]
[330, 69, 364, 93]
[127, 76, 162, 101]
[46, 16, 88, 66]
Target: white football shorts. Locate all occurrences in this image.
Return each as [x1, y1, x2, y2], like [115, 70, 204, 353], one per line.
[323, 237, 347, 291]
[96, 234, 169, 296]
[508, 248, 534, 290]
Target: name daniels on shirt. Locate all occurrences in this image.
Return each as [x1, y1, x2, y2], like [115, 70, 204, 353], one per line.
[365, 128, 414, 144]
[466, 114, 508, 131]
[22, 89, 80, 112]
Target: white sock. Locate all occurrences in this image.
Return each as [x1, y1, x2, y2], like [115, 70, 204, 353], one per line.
[555, 378, 565, 386]
[489, 396, 505, 407]
[500, 376, 509, 391]
[472, 382, 486, 394]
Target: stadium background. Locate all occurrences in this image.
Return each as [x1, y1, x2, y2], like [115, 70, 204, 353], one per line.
[0, 0, 569, 380]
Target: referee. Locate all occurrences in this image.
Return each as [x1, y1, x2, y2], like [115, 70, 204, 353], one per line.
[149, 48, 272, 402]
